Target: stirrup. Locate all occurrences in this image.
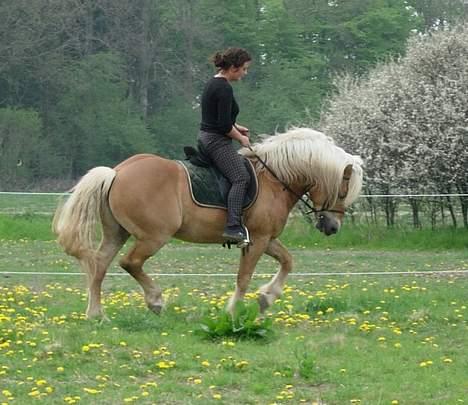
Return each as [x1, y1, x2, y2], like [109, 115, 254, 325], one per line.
[222, 225, 251, 249]
[236, 226, 251, 248]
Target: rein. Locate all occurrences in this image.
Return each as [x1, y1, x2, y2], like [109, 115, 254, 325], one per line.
[246, 144, 345, 216]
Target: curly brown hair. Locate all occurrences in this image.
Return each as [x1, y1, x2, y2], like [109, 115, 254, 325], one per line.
[211, 47, 252, 70]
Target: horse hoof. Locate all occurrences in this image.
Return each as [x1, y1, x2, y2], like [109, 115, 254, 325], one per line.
[258, 293, 271, 313]
[148, 302, 163, 315]
[86, 310, 106, 320]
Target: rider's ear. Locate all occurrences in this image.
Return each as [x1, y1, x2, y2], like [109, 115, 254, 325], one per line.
[343, 164, 353, 180]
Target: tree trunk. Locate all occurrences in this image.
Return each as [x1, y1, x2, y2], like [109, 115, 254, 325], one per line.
[409, 197, 421, 228]
[445, 195, 457, 228]
[384, 197, 396, 227]
[456, 185, 468, 228]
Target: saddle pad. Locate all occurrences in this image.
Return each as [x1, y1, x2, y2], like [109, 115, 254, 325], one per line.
[178, 159, 258, 210]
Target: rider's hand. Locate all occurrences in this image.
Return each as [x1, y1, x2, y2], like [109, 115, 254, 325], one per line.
[236, 125, 250, 137]
[239, 135, 250, 147]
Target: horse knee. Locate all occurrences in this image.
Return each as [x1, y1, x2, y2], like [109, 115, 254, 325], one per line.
[119, 257, 140, 275]
[282, 255, 293, 270]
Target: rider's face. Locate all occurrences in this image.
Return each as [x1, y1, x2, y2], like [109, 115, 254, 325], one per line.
[229, 61, 250, 81]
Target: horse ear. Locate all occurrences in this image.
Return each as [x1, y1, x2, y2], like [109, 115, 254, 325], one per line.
[343, 164, 353, 180]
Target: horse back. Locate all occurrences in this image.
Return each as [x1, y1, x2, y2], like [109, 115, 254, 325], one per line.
[108, 154, 188, 237]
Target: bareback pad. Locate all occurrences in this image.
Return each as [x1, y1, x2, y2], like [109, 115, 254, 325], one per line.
[177, 154, 258, 211]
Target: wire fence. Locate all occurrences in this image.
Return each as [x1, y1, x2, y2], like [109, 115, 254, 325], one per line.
[0, 192, 466, 279]
[1, 191, 467, 228]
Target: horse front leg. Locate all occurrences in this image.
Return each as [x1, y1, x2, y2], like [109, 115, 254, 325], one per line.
[258, 239, 293, 312]
[226, 237, 270, 314]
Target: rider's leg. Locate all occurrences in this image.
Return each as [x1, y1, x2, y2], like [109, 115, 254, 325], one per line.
[199, 133, 249, 240]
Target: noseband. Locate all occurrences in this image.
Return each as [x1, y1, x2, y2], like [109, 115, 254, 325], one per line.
[247, 145, 346, 218]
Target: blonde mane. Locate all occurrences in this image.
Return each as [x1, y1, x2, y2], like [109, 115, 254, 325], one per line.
[241, 127, 363, 208]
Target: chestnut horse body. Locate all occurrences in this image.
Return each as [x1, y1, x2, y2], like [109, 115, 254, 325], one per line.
[53, 128, 363, 319]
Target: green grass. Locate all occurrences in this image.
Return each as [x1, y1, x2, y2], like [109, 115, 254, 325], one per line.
[0, 241, 467, 404]
[0, 213, 467, 250]
[0, 214, 54, 240]
[281, 216, 468, 250]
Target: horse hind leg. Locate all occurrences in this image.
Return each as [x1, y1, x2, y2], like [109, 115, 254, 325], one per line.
[258, 239, 293, 312]
[119, 238, 167, 314]
[85, 209, 129, 319]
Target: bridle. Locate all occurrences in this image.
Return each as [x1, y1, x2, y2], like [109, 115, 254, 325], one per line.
[246, 144, 347, 218]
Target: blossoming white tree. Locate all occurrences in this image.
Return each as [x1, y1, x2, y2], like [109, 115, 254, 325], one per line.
[320, 24, 468, 228]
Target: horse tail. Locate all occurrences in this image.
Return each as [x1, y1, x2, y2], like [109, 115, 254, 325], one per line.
[53, 166, 116, 260]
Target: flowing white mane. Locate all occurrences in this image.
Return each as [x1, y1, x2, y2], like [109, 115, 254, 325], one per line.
[241, 127, 363, 207]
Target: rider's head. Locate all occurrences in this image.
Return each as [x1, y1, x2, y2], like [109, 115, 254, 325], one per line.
[211, 48, 252, 79]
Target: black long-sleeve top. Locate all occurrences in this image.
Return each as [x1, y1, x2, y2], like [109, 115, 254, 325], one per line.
[200, 77, 239, 135]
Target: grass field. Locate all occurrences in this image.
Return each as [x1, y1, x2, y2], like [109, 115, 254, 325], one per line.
[0, 240, 467, 404]
[1, 212, 467, 250]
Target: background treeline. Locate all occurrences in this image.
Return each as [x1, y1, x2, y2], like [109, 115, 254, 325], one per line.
[0, 0, 466, 228]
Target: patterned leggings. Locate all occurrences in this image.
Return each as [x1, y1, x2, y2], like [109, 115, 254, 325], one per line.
[198, 131, 250, 228]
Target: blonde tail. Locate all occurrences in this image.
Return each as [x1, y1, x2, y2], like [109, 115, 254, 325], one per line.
[53, 167, 116, 259]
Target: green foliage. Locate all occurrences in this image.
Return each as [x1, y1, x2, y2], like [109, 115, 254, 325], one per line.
[149, 97, 199, 158]
[50, 53, 154, 176]
[294, 346, 323, 381]
[0, 108, 59, 189]
[0, 0, 457, 189]
[199, 301, 273, 340]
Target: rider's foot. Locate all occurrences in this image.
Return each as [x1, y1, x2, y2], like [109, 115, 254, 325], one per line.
[222, 225, 247, 243]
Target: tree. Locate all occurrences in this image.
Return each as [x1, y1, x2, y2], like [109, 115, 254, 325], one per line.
[406, 0, 465, 29]
[320, 23, 468, 227]
[0, 108, 59, 190]
[50, 53, 153, 177]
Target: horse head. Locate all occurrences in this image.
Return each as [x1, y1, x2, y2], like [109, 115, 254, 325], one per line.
[309, 163, 356, 236]
[242, 127, 363, 236]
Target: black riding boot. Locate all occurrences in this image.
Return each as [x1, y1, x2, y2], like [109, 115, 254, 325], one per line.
[222, 224, 247, 242]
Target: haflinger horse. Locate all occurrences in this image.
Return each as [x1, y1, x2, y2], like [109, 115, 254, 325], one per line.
[53, 127, 363, 320]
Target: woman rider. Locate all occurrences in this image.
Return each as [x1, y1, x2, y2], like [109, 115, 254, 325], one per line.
[198, 47, 252, 244]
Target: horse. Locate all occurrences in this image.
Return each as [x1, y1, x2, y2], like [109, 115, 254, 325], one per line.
[53, 127, 363, 319]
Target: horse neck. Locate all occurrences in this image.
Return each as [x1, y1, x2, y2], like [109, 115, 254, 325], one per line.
[257, 170, 306, 211]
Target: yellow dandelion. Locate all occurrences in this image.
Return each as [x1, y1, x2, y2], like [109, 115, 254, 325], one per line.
[83, 387, 102, 394]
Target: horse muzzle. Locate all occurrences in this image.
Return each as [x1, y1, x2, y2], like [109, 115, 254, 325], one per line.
[315, 214, 340, 236]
